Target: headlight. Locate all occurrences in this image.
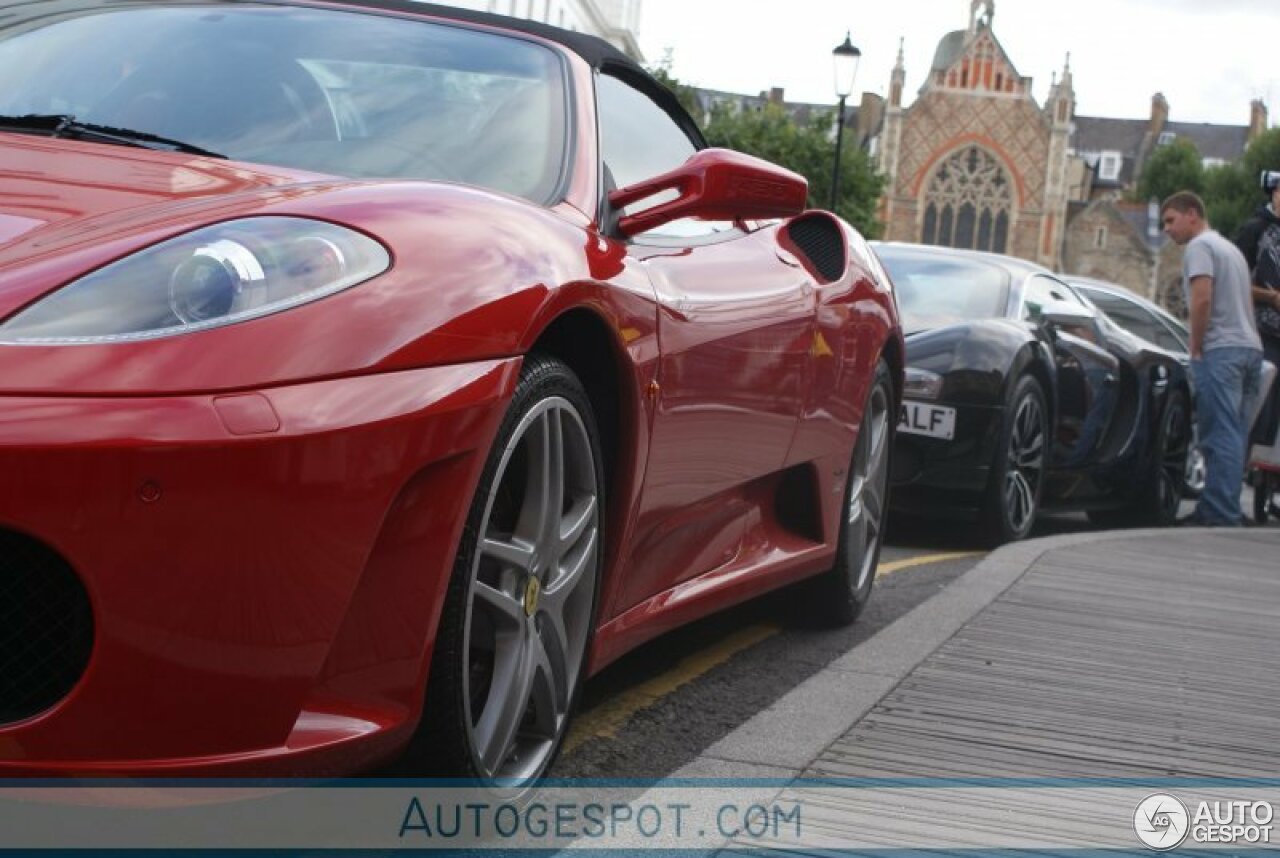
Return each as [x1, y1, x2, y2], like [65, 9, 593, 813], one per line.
[0, 217, 390, 344]
[904, 367, 944, 400]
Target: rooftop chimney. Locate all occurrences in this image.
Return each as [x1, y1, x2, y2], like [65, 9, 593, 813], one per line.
[1250, 99, 1269, 143]
[1150, 92, 1169, 137]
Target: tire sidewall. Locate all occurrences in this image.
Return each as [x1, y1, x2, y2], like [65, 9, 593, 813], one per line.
[417, 354, 606, 781]
[830, 359, 894, 622]
[985, 374, 1046, 544]
[1149, 388, 1190, 525]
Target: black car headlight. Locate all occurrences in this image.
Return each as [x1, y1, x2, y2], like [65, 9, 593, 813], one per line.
[904, 367, 945, 400]
[0, 217, 390, 344]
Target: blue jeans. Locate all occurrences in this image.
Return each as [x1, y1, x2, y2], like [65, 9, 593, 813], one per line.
[1192, 347, 1263, 523]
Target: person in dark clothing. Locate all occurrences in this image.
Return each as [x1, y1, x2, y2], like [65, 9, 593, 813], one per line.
[1235, 171, 1280, 449]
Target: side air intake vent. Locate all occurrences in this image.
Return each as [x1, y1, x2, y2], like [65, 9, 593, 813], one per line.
[784, 215, 847, 283]
[0, 530, 94, 725]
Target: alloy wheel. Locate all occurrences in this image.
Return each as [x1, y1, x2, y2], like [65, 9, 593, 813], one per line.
[847, 381, 891, 593]
[1157, 396, 1191, 518]
[462, 396, 599, 781]
[1004, 393, 1045, 534]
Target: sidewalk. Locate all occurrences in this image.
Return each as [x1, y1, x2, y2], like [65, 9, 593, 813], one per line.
[664, 526, 1280, 846]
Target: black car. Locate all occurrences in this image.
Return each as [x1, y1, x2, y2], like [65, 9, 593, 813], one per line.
[1063, 276, 1206, 497]
[877, 243, 1193, 544]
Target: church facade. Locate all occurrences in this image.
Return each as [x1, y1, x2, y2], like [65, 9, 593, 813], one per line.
[874, 0, 1264, 310]
[878, 1, 1078, 270]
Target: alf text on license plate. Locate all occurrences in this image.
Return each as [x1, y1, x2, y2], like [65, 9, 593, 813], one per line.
[898, 400, 956, 440]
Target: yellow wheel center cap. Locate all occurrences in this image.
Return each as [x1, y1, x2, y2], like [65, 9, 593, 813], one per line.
[523, 576, 540, 617]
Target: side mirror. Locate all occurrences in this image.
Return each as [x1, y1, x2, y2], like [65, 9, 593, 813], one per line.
[1040, 300, 1097, 329]
[608, 148, 808, 237]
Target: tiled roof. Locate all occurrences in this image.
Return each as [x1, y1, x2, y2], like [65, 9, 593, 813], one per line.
[1071, 117, 1147, 186]
[1071, 116, 1147, 154]
[692, 88, 859, 130]
[1070, 115, 1251, 188]
[930, 30, 968, 71]
[1161, 121, 1250, 161]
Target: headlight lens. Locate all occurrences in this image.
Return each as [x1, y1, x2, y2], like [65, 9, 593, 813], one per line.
[904, 367, 944, 400]
[0, 217, 390, 344]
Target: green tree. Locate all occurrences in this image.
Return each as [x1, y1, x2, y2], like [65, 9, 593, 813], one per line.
[646, 59, 885, 237]
[1135, 137, 1204, 203]
[1204, 162, 1254, 238]
[648, 63, 701, 120]
[704, 102, 885, 236]
[1202, 127, 1280, 239]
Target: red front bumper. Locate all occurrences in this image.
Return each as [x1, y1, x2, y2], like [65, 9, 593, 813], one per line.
[0, 358, 519, 776]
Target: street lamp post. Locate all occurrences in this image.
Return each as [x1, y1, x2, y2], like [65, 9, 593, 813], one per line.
[829, 32, 862, 212]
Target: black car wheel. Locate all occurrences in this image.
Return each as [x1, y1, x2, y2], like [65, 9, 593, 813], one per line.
[1254, 470, 1277, 525]
[410, 354, 604, 784]
[809, 359, 893, 625]
[1147, 389, 1193, 525]
[1090, 388, 1190, 528]
[982, 374, 1046, 546]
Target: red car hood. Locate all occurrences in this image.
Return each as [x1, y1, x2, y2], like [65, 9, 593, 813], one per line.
[0, 133, 335, 310]
[0, 132, 608, 396]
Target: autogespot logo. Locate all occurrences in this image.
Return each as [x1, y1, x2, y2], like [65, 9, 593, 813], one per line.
[1134, 793, 1191, 851]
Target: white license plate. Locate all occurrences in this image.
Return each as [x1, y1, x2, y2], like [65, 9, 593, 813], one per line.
[898, 400, 956, 440]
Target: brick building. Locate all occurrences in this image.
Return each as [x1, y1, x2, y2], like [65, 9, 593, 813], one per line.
[873, 0, 1266, 311]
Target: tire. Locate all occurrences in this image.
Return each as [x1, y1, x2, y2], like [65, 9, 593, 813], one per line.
[409, 353, 604, 784]
[808, 359, 893, 626]
[1183, 444, 1205, 500]
[981, 374, 1047, 546]
[1255, 470, 1274, 525]
[1090, 388, 1191, 528]
[1137, 388, 1193, 526]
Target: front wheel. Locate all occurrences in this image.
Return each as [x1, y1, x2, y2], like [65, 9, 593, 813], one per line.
[411, 354, 604, 784]
[981, 374, 1047, 546]
[807, 359, 893, 626]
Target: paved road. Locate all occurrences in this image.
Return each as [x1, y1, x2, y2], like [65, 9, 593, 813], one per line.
[550, 494, 1219, 780]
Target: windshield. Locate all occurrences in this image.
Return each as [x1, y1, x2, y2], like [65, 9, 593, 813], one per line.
[0, 3, 569, 204]
[876, 248, 1010, 330]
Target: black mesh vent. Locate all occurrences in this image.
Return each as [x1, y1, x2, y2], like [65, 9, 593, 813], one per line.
[0, 530, 93, 724]
[786, 216, 846, 282]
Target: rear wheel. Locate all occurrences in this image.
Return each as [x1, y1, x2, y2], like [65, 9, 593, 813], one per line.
[808, 359, 893, 626]
[981, 374, 1047, 546]
[1090, 388, 1190, 528]
[1255, 470, 1277, 525]
[410, 354, 604, 784]
[1141, 389, 1193, 526]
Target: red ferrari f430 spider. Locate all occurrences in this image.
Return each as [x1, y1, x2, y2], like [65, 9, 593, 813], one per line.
[0, 0, 902, 782]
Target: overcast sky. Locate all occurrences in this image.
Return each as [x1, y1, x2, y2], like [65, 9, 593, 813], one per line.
[638, 0, 1277, 127]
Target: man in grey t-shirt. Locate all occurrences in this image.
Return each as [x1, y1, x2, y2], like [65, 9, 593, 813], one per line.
[1162, 191, 1263, 525]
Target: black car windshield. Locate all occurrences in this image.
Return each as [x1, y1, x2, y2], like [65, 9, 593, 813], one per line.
[0, 3, 569, 204]
[876, 248, 1010, 329]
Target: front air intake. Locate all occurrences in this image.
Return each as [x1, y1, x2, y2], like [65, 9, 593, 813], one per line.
[784, 214, 847, 283]
[0, 530, 94, 725]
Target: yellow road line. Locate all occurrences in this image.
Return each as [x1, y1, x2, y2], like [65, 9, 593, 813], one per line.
[565, 550, 983, 753]
[565, 623, 779, 753]
[877, 551, 983, 576]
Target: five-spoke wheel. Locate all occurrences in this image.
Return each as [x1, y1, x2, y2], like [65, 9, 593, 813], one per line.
[983, 374, 1046, 545]
[416, 354, 603, 784]
[809, 359, 894, 625]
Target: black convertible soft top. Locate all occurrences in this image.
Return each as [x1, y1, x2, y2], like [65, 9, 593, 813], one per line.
[288, 0, 708, 146]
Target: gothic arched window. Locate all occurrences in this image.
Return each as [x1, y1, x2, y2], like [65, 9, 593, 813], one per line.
[921, 146, 1013, 253]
